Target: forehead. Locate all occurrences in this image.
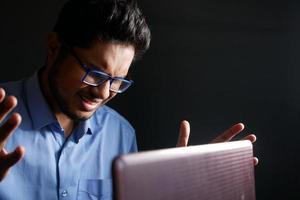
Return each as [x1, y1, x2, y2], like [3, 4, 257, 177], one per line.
[74, 41, 135, 76]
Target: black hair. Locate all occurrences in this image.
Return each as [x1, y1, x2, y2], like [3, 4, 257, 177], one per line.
[53, 0, 151, 58]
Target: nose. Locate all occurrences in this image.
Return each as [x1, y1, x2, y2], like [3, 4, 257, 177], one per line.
[90, 80, 111, 100]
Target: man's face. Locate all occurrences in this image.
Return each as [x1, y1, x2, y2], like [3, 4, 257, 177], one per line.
[48, 41, 135, 121]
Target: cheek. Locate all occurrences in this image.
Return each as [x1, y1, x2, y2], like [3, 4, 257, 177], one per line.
[55, 63, 84, 94]
[103, 92, 117, 103]
[57, 76, 81, 94]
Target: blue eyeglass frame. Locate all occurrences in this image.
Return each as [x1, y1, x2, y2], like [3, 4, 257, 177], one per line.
[80, 65, 133, 93]
[67, 47, 134, 93]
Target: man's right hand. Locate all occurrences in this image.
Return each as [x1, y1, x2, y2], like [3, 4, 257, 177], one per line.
[0, 88, 25, 181]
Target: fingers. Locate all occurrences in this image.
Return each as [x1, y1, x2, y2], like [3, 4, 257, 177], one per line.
[210, 123, 244, 143]
[0, 113, 22, 149]
[253, 157, 259, 166]
[1, 146, 25, 167]
[0, 88, 5, 102]
[0, 148, 8, 156]
[242, 134, 257, 143]
[0, 88, 24, 181]
[176, 120, 190, 147]
[0, 146, 25, 181]
[244, 136, 258, 166]
[0, 89, 18, 123]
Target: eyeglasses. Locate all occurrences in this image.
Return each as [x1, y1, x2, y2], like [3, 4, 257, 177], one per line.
[67, 46, 133, 94]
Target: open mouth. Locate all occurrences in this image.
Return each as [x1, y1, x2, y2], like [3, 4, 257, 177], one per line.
[79, 95, 100, 111]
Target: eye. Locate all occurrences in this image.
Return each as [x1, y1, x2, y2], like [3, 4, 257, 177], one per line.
[84, 71, 110, 85]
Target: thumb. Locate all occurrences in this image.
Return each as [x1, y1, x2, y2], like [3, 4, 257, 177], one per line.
[3, 146, 25, 167]
[176, 120, 190, 147]
[0, 146, 25, 181]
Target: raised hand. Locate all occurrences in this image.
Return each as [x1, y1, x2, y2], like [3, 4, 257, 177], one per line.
[0, 88, 25, 181]
[176, 120, 258, 165]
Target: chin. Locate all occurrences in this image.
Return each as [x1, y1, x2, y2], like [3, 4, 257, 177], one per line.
[63, 109, 96, 122]
[64, 100, 103, 121]
[77, 111, 96, 121]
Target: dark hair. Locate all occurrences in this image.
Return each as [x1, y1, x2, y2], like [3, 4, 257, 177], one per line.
[53, 0, 151, 57]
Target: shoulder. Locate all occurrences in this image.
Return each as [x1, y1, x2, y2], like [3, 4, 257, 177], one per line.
[90, 105, 137, 152]
[0, 79, 31, 127]
[93, 105, 135, 134]
[0, 79, 27, 110]
[0, 79, 25, 96]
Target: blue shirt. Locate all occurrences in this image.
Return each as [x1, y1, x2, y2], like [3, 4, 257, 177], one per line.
[0, 72, 137, 200]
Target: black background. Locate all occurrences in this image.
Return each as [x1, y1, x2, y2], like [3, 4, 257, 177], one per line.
[1, 0, 300, 199]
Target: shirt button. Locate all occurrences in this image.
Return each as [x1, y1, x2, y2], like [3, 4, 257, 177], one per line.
[61, 190, 68, 197]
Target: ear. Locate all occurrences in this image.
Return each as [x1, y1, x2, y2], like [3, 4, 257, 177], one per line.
[46, 32, 61, 58]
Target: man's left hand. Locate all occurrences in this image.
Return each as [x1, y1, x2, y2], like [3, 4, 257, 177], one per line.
[176, 120, 258, 165]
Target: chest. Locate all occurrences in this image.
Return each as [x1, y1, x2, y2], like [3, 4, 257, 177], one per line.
[1, 128, 120, 200]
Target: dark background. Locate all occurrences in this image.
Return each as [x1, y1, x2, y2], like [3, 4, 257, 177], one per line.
[1, 0, 300, 199]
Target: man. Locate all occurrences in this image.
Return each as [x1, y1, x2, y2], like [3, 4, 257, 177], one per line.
[0, 0, 257, 199]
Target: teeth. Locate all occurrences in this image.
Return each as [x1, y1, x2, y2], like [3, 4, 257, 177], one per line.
[81, 96, 97, 104]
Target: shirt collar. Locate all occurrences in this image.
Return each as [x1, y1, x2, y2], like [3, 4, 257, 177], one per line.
[25, 71, 57, 130]
[79, 110, 99, 136]
[73, 120, 93, 143]
[25, 70, 96, 135]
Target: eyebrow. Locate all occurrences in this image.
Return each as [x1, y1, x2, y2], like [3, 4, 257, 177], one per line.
[71, 49, 129, 79]
[74, 53, 114, 77]
[80, 57, 107, 72]
[84, 61, 128, 79]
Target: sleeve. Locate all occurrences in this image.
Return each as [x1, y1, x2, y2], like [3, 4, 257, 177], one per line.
[129, 132, 138, 153]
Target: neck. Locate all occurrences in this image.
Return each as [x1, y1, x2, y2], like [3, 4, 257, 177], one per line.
[56, 114, 76, 137]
